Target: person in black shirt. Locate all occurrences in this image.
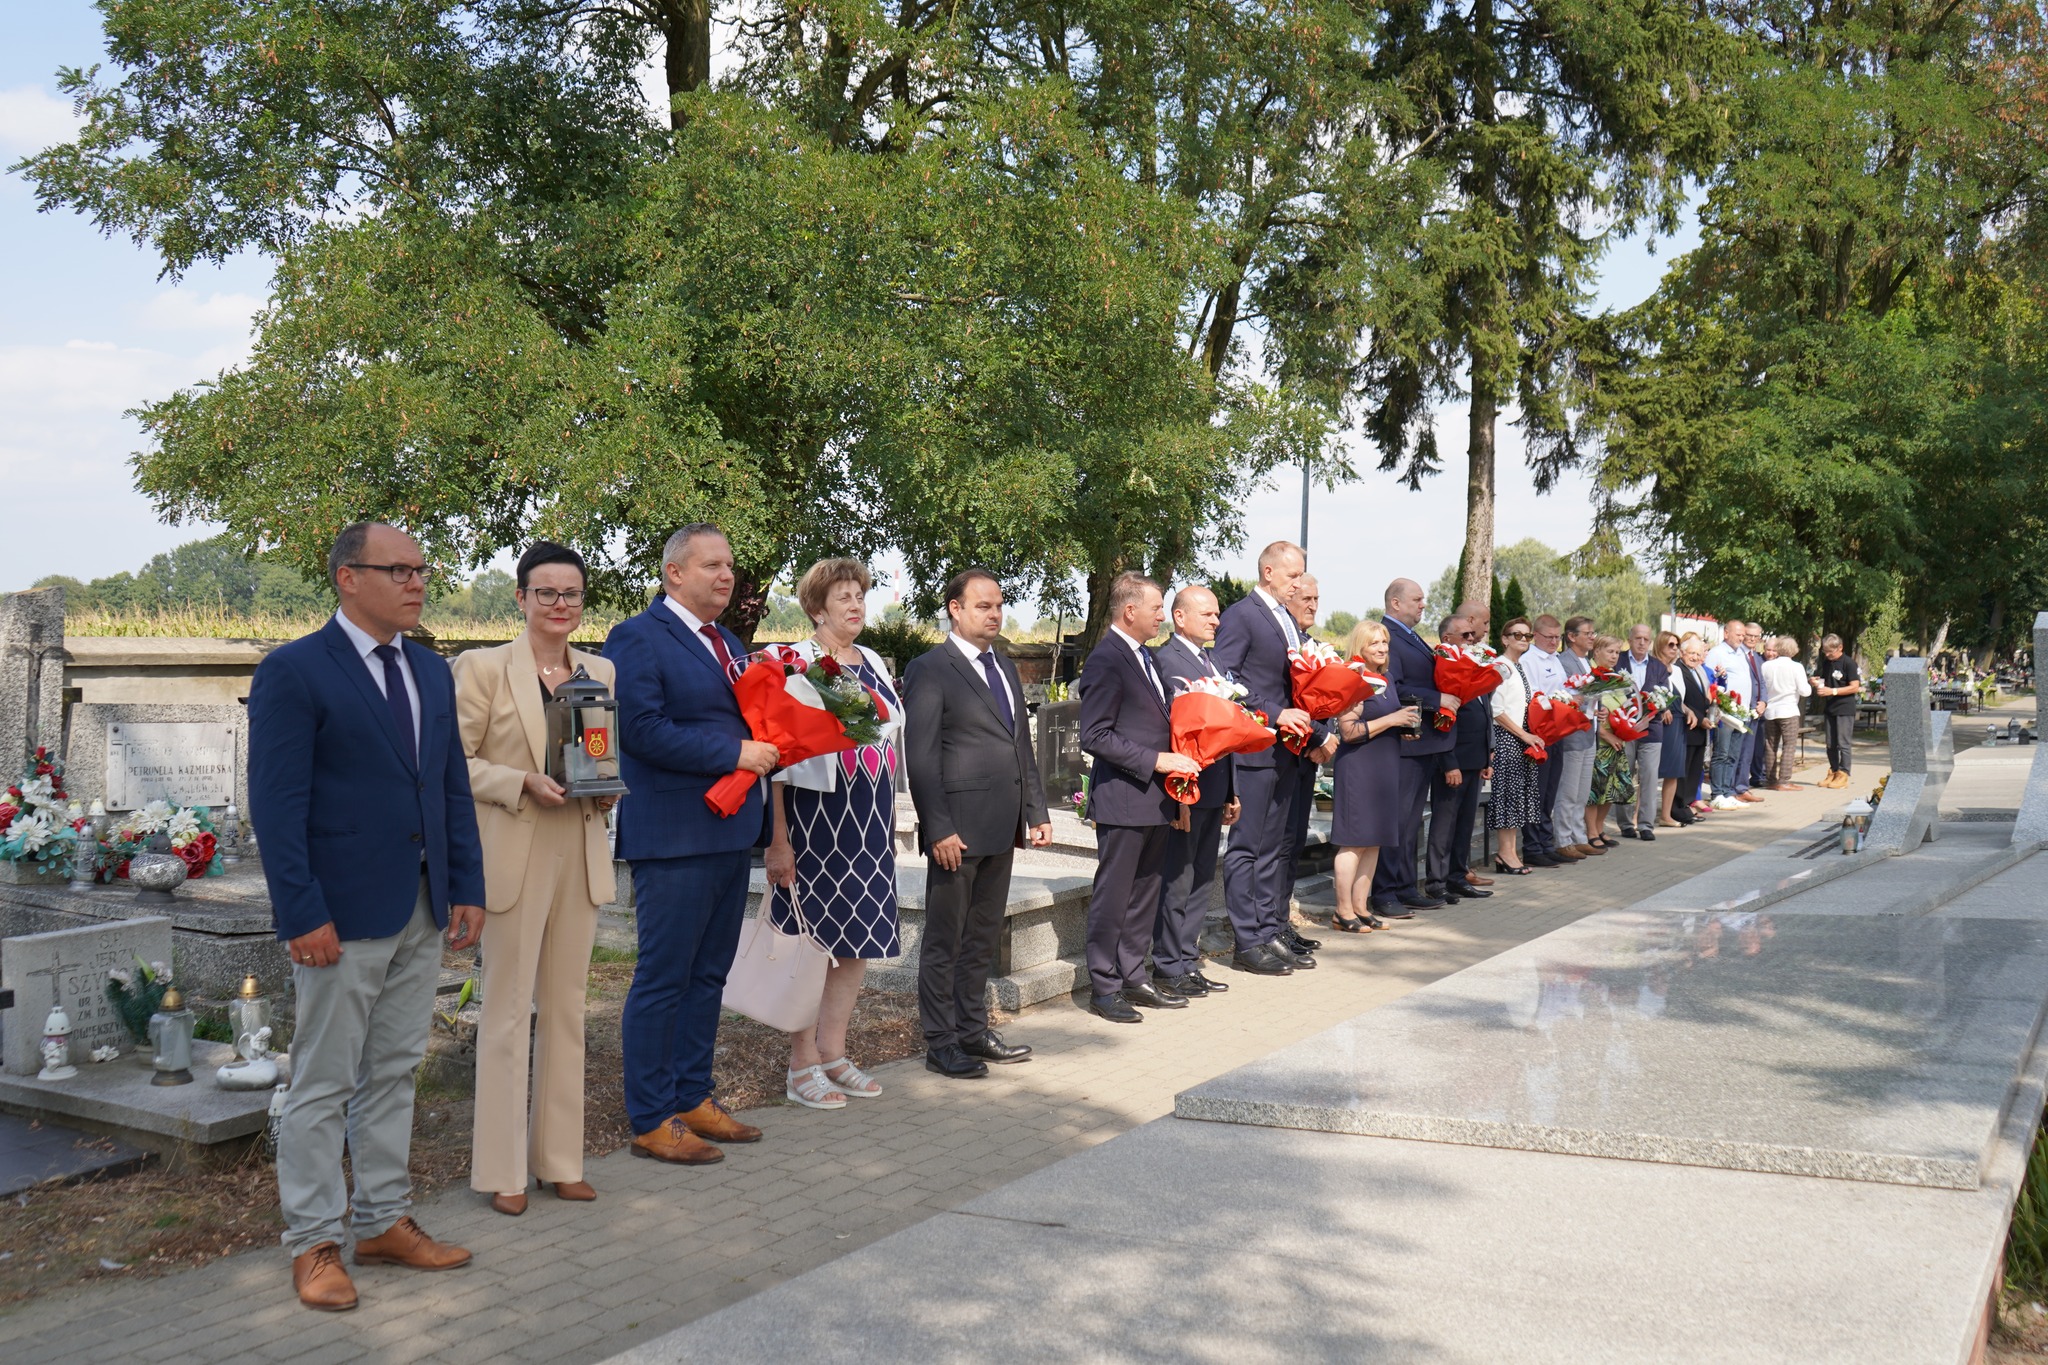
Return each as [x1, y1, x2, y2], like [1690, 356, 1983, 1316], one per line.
[1811, 635, 1862, 788]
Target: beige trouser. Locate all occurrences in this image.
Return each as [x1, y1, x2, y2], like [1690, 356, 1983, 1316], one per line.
[470, 809, 599, 1193]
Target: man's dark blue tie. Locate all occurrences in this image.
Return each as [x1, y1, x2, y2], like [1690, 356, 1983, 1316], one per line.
[979, 650, 1014, 733]
[1141, 647, 1166, 704]
[372, 643, 417, 767]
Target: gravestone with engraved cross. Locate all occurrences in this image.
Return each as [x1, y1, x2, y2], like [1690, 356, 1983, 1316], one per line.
[0, 918, 173, 1074]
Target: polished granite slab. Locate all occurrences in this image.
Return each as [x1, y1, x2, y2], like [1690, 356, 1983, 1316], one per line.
[1176, 910, 2048, 1188]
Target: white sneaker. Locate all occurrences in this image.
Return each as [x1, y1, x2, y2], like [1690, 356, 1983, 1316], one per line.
[1712, 795, 1743, 811]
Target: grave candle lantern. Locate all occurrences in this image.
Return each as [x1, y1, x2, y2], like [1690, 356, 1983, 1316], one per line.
[148, 985, 195, 1086]
[543, 668, 630, 800]
[228, 974, 271, 1058]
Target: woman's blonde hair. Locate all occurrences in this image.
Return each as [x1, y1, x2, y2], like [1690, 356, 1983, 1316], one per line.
[1346, 619, 1390, 657]
[795, 557, 874, 620]
[1591, 634, 1626, 663]
[1654, 630, 1680, 657]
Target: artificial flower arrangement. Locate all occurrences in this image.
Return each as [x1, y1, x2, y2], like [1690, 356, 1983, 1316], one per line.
[106, 955, 173, 1044]
[1165, 675, 1277, 804]
[0, 748, 78, 876]
[96, 798, 225, 882]
[1706, 667, 1756, 733]
[1432, 643, 1507, 729]
[704, 645, 888, 817]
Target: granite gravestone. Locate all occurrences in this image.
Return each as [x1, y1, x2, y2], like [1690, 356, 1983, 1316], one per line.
[0, 586, 66, 772]
[0, 917, 173, 1074]
[64, 703, 249, 815]
[1034, 699, 1086, 813]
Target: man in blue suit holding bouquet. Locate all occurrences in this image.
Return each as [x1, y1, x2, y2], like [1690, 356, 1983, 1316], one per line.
[250, 522, 487, 1312]
[606, 524, 781, 1165]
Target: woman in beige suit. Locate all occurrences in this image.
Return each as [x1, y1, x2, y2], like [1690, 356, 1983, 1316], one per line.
[453, 542, 617, 1217]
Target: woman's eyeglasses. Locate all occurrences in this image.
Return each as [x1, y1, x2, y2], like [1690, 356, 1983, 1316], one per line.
[522, 588, 586, 606]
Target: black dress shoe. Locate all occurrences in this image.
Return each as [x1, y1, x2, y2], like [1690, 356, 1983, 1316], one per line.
[1619, 826, 1640, 839]
[925, 1044, 989, 1079]
[1524, 851, 1559, 868]
[1190, 970, 1230, 993]
[1164, 972, 1210, 998]
[1282, 927, 1322, 953]
[1638, 830, 1656, 842]
[1447, 881, 1493, 899]
[1091, 993, 1143, 1023]
[1123, 981, 1189, 1009]
[1428, 881, 1462, 904]
[1370, 898, 1415, 920]
[1397, 892, 1447, 910]
[961, 1031, 1032, 1064]
[1231, 947, 1293, 975]
[1267, 938, 1317, 969]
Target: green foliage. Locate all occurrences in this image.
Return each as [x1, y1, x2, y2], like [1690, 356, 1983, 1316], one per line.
[1487, 575, 1506, 648]
[1429, 541, 1661, 637]
[858, 618, 941, 670]
[2009, 1110, 2048, 1300]
[1210, 576, 1252, 613]
[1502, 577, 1529, 628]
[1325, 610, 1360, 641]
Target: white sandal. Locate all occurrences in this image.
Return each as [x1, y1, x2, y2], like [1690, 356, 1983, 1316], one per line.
[785, 1065, 847, 1110]
[820, 1057, 882, 1098]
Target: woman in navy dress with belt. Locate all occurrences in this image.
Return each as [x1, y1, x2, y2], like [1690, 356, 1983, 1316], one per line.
[763, 558, 904, 1110]
[1329, 620, 1422, 933]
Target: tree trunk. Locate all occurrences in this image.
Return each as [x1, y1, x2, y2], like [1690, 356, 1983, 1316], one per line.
[661, 0, 713, 127]
[721, 566, 771, 647]
[1458, 370, 1498, 607]
[1928, 614, 1951, 664]
[1080, 561, 1121, 649]
[1972, 598, 2006, 672]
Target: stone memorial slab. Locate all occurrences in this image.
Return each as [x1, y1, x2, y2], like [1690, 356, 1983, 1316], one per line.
[1033, 697, 1086, 812]
[0, 586, 65, 770]
[2020, 610, 2048, 848]
[0, 917, 173, 1075]
[1866, 657, 1955, 855]
[64, 703, 250, 815]
[1176, 909, 2048, 1189]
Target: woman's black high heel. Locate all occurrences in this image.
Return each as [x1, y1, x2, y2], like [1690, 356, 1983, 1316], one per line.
[1492, 858, 1534, 876]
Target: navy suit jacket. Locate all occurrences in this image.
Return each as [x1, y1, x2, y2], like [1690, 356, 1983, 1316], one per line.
[1384, 617, 1454, 758]
[606, 598, 762, 861]
[1154, 635, 1234, 809]
[1078, 633, 1176, 827]
[1211, 594, 1328, 768]
[1632, 655, 1673, 743]
[248, 618, 486, 943]
[1451, 696, 1491, 769]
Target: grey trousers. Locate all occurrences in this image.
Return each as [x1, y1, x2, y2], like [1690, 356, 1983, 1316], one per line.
[278, 884, 441, 1259]
[1622, 741, 1662, 831]
[1551, 737, 1596, 846]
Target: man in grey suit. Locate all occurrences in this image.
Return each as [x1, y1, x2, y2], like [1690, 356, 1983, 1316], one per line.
[1077, 573, 1202, 1023]
[903, 568, 1053, 1079]
[1151, 585, 1238, 1000]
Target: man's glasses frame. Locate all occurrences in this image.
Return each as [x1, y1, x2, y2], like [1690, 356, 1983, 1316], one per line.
[346, 562, 435, 585]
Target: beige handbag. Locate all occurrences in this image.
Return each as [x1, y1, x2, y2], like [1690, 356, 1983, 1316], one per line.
[721, 888, 833, 1033]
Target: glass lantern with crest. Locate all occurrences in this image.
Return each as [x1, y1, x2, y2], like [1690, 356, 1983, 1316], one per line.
[544, 667, 630, 800]
[148, 986, 196, 1086]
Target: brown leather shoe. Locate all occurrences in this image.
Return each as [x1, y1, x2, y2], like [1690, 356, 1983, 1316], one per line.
[489, 1192, 527, 1217]
[1770, 783, 1798, 792]
[679, 1098, 762, 1144]
[1573, 843, 1606, 856]
[352, 1217, 472, 1271]
[547, 1180, 597, 1201]
[631, 1116, 724, 1165]
[1465, 873, 1495, 886]
[1552, 847, 1586, 861]
[293, 1242, 358, 1312]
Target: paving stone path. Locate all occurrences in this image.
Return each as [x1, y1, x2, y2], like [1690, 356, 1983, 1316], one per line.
[0, 750, 1888, 1365]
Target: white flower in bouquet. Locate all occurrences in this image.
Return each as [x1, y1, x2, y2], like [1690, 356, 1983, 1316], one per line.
[108, 966, 134, 986]
[18, 776, 58, 811]
[10, 810, 59, 853]
[150, 961, 171, 983]
[132, 799, 176, 835]
[166, 807, 202, 845]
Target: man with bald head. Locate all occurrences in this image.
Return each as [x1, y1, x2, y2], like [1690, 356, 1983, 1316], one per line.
[1369, 577, 1456, 916]
[1150, 585, 1240, 999]
[1213, 541, 1325, 973]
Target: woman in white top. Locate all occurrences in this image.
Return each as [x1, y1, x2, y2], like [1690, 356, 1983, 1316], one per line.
[1486, 617, 1546, 874]
[1759, 637, 1813, 790]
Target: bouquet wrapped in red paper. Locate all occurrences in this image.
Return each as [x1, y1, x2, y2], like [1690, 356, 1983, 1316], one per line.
[704, 647, 885, 818]
[1606, 697, 1652, 743]
[1166, 676, 1277, 804]
[1526, 690, 1593, 747]
[1283, 641, 1383, 753]
[1567, 667, 1635, 710]
[1431, 643, 1507, 730]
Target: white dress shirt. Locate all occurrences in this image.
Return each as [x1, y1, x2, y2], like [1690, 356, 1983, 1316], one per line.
[1111, 624, 1166, 703]
[949, 632, 1019, 717]
[333, 610, 421, 750]
[1625, 650, 1651, 688]
[661, 594, 734, 672]
[1522, 644, 1568, 696]
[1703, 640, 1753, 705]
[1253, 586, 1303, 649]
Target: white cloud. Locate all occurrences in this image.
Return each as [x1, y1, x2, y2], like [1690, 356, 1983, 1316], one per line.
[140, 290, 264, 334]
[0, 85, 82, 157]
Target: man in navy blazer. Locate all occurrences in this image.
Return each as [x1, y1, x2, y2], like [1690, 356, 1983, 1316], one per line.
[1424, 612, 1496, 904]
[606, 523, 781, 1165]
[1370, 578, 1456, 917]
[1212, 541, 1331, 974]
[1619, 623, 1671, 840]
[1151, 585, 1238, 1002]
[249, 522, 486, 1311]
[1078, 573, 1201, 1023]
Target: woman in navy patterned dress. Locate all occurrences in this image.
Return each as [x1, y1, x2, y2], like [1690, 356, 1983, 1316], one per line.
[764, 558, 904, 1110]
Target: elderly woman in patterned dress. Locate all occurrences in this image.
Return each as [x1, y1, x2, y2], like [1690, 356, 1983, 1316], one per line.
[763, 558, 905, 1110]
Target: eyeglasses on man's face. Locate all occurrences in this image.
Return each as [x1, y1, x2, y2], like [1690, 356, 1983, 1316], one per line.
[348, 562, 435, 585]
[521, 587, 586, 606]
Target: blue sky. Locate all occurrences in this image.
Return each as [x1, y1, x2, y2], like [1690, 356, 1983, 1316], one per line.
[2, 3, 1699, 618]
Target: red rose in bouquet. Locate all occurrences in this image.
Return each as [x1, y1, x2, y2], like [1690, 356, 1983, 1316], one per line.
[1433, 645, 1506, 708]
[1283, 641, 1363, 754]
[175, 831, 218, 878]
[1526, 691, 1593, 746]
[704, 653, 862, 818]
[1166, 678, 1277, 804]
